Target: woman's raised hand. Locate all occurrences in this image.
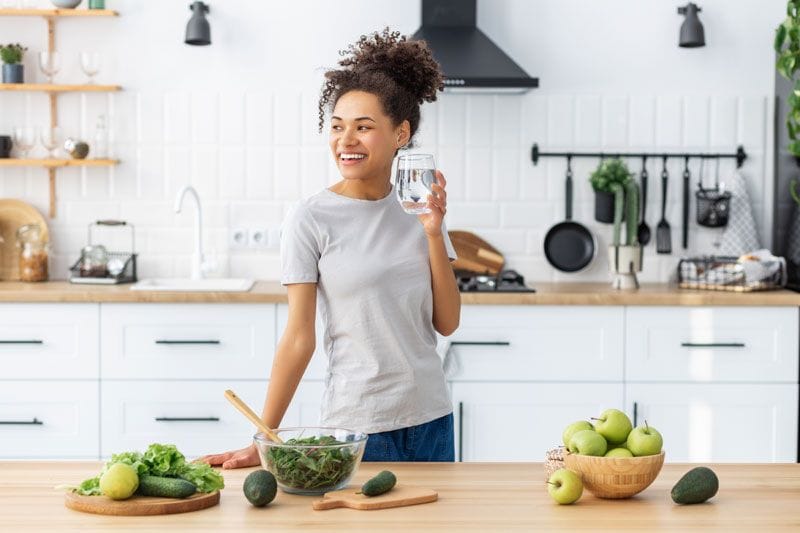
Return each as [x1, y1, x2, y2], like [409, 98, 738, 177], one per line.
[418, 170, 447, 237]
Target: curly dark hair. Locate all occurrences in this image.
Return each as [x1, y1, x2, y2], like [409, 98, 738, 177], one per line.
[318, 28, 444, 146]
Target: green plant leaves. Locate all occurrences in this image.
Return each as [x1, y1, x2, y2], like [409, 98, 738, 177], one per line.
[778, 2, 800, 156]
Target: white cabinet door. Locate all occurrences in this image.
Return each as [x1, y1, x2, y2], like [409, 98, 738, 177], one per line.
[276, 304, 327, 380]
[101, 304, 275, 379]
[626, 384, 798, 463]
[0, 381, 99, 459]
[447, 306, 624, 382]
[451, 382, 624, 462]
[626, 306, 798, 383]
[0, 303, 99, 379]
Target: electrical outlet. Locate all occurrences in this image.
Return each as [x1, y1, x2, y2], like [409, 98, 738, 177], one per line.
[230, 227, 249, 249]
[249, 227, 268, 248]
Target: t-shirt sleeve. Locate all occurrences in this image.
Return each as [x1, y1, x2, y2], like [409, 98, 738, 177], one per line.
[441, 220, 457, 262]
[280, 203, 320, 285]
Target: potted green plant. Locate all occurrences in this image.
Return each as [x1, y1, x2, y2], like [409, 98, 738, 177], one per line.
[776, 0, 800, 157]
[589, 158, 632, 223]
[608, 178, 641, 290]
[1, 44, 27, 84]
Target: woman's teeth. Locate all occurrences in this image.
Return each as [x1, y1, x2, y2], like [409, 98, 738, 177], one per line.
[341, 153, 366, 160]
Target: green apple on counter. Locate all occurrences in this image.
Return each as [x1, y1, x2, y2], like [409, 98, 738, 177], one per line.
[568, 429, 608, 456]
[591, 408, 632, 445]
[626, 421, 663, 456]
[561, 420, 594, 447]
[604, 447, 634, 458]
[547, 468, 583, 504]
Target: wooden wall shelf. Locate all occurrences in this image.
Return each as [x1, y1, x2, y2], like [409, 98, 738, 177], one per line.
[0, 8, 117, 17]
[0, 83, 121, 92]
[0, 159, 118, 168]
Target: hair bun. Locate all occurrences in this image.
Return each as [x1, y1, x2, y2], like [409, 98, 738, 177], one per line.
[339, 28, 443, 104]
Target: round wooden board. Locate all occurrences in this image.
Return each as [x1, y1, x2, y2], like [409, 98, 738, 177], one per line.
[0, 199, 49, 281]
[64, 491, 220, 516]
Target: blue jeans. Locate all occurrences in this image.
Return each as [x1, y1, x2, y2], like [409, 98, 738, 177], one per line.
[362, 413, 454, 462]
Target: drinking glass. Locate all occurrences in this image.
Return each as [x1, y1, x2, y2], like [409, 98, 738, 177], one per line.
[395, 153, 436, 215]
[80, 51, 101, 84]
[40, 126, 62, 158]
[38, 51, 60, 84]
[12, 126, 37, 159]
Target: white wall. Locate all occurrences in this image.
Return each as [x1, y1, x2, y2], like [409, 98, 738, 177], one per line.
[0, 0, 784, 282]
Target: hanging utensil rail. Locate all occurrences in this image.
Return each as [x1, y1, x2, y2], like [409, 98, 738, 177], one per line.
[530, 144, 747, 168]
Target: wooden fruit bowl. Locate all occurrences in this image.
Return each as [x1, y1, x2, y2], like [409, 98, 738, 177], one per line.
[563, 450, 665, 499]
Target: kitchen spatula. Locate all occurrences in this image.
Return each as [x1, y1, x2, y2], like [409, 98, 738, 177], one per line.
[656, 159, 672, 254]
[224, 389, 283, 443]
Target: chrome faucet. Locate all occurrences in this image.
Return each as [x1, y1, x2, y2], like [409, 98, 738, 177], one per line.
[174, 185, 205, 280]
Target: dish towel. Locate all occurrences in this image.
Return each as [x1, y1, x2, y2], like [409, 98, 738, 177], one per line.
[718, 171, 761, 256]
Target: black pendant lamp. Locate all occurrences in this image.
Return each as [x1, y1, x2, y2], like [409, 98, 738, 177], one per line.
[185, 1, 211, 46]
[677, 3, 705, 48]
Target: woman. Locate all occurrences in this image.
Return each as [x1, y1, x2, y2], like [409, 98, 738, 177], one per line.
[200, 28, 460, 467]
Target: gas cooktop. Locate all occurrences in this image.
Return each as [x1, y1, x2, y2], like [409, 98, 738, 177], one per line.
[456, 269, 536, 293]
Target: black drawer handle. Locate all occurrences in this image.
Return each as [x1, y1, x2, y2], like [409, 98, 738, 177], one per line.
[0, 417, 43, 425]
[154, 417, 220, 422]
[451, 341, 511, 347]
[0, 340, 44, 344]
[681, 342, 746, 348]
[155, 340, 221, 345]
[633, 402, 638, 427]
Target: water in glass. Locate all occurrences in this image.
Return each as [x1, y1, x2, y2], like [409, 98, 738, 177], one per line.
[395, 153, 435, 214]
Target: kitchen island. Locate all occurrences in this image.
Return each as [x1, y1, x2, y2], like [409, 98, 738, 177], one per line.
[1, 461, 798, 531]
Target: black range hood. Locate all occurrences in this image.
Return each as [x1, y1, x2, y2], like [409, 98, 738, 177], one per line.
[412, 0, 538, 93]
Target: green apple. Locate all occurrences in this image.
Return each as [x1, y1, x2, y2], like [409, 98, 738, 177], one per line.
[562, 420, 594, 447]
[568, 429, 608, 456]
[626, 421, 663, 456]
[591, 408, 633, 445]
[547, 468, 583, 504]
[604, 447, 634, 458]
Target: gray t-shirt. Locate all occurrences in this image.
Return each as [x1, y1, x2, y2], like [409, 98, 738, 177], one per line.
[280, 185, 456, 434]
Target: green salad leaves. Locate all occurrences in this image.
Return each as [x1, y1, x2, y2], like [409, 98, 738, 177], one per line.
[264, 435, 357, 491]
[72, 443, 224, 495]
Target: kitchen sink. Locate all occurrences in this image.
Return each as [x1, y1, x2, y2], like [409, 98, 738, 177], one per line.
[131, 278, 255, 292]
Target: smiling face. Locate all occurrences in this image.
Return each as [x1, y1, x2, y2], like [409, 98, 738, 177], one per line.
[329, 90, 410, 185]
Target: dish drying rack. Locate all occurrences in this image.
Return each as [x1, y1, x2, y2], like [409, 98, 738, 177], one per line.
[69, 220, 137, 285]
[677, 255, 786, 292]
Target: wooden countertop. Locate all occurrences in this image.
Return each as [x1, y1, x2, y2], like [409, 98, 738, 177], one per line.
[0, 280, 796, 305]
[1, 462, 798, 531]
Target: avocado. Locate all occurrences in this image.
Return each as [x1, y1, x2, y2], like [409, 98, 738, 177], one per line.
[671, 466, 719, 504]
[243, 470, 277, 507]
[136, 475, 197, 499]
[359, 470, 396, 497]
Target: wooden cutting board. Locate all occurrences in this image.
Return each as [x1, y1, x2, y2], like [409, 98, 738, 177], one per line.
[64, 491, 220, 516]
[449, 230, 504, 275]
[0, 199, 49, 281]
[312, 485, 438, 511]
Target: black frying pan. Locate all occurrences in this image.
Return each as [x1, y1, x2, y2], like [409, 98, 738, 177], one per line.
[544, 163, 596, 272]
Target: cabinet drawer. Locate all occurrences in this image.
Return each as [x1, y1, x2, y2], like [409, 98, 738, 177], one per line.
[0, 381, 99, 459]
[276, 304, 327, 380]
[0, 304, 98, 379]
[626, 307, 798, 382]
[100, 380, 323, 458]
[446, 306, 624, 381]
[101, 304, 275, 379]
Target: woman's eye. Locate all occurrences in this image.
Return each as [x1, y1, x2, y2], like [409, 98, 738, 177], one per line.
[358, 126, 371, 131]
[331, 125, 342, 131]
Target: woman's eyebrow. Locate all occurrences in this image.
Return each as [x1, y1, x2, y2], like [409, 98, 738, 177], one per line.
[331, 115, 376, 122]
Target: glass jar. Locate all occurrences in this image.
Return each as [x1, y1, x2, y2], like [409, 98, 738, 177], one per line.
[80, 244, 108, 278]
[16, 224, 48, 282]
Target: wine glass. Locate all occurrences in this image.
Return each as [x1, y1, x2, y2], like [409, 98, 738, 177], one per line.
[395, 153, 436, 214]
[12, 126, 37, 159]
[38, 51, 60, 84]
[40, 126, 62, 159]
[80, 51, 101, 84]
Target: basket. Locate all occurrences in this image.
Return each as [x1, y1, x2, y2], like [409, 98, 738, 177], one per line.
[69, 220, 137, 285]
[544, 446, 566, 481]
[677, 255, 786, 292]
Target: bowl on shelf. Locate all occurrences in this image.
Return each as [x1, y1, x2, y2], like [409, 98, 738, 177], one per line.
[50, 0, 83, 8]
[254, 427, 368, 496]
[563, 450, 665, 499]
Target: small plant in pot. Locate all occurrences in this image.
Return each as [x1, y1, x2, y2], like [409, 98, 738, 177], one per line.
[590, 158, 632, 223]
[1, 43, 27, 84]
[608, 178, 642, 290]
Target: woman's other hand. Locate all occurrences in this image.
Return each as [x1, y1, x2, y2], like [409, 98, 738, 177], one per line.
[196, 443, 260, 469]
[418, 170, 447, 237]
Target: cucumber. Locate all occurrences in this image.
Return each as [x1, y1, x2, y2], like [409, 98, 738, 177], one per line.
[671, 466, 719, 504]
[136, 475, 197, 499]
[359, 470, 396, 497]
